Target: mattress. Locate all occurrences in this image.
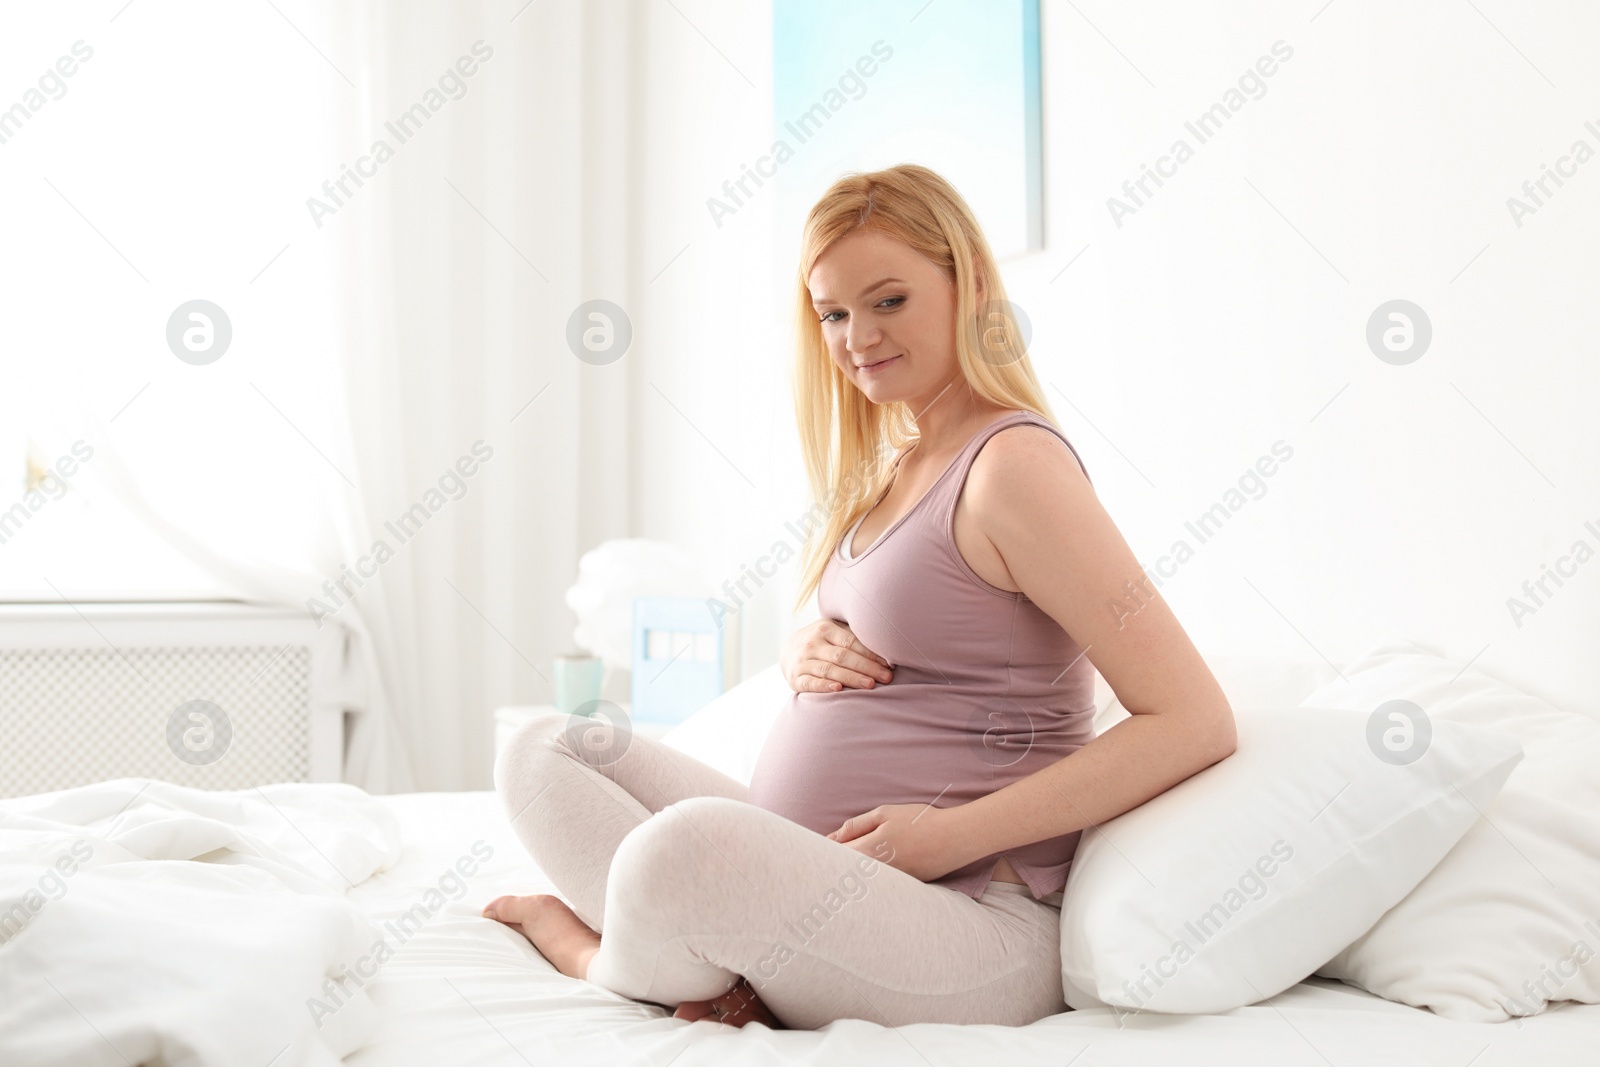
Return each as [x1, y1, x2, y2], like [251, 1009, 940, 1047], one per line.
[344, 790, 1600, 1066]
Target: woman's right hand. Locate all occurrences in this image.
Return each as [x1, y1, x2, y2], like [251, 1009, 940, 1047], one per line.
[781, 618, 894, 694]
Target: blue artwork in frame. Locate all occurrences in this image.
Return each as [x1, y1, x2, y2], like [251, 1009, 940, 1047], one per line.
[630, 596, 739, 725]
[771, 0, 1042, 260]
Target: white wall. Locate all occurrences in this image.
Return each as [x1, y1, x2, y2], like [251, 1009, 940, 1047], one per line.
[634, 0, 1600, 718]
[1030, 0, 1599, 715]
[626, 1, 793, 681]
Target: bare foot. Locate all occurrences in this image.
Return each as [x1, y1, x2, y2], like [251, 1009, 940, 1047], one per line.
[673, 977, 786, 1029]
[482, 894, 600, 980]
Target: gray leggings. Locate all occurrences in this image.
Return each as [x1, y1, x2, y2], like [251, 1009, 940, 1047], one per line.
[493, 711, 1069, 1030]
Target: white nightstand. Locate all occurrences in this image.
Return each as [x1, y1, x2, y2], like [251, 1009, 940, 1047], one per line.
[493, 705, 678, 766]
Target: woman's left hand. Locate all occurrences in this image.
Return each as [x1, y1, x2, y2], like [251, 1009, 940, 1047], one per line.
[826, 803, 969, 882]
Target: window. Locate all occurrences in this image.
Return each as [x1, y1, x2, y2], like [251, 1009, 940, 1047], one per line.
[0, 2, 343, 602]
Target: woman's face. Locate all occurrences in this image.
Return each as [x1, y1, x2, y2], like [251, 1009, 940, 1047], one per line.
[807, 229, 967, 409]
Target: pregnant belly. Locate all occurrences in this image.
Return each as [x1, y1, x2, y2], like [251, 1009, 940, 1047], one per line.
[745, 687, 1017, 837]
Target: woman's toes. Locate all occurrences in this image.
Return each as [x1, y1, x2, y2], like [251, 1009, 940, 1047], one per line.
[481, 894, 519, 921]
[717, 982, 783, 1029]
[672, 999, 718, 1022]
[482, 893, 551, 924]
[673, 980, 784, 1029]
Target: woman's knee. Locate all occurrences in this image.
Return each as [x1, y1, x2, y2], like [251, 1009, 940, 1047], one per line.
[493, 710, 572, 806]
[609, 796, 762, 897]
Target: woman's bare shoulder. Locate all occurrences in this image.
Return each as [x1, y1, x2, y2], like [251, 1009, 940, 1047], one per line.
[970, 422, 1088, 488]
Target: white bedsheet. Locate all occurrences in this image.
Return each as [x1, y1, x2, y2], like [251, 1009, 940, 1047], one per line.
[347, 791, 1600, 1067]
[0, 778, 403, 1067]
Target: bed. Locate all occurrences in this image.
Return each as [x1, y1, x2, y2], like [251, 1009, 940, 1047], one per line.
[3, 642, 1598, 1066]
[344, 790, 1600, 1067]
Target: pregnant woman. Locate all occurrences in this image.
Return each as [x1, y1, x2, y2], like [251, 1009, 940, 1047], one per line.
[486, 163, 1237, 1030]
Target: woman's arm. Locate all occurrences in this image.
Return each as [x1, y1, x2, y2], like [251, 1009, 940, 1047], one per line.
[830, 425, 1237, 879]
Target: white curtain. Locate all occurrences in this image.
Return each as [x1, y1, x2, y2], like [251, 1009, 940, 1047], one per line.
[0, 3, 411, 785]
[4, 0, 643, 791]
[317, 0, 639, 790]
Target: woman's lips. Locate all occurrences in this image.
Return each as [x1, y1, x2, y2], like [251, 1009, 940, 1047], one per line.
[858, 355, 900, 374]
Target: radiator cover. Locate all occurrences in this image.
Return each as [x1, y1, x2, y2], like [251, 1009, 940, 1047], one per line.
[0, 603, 348, 799]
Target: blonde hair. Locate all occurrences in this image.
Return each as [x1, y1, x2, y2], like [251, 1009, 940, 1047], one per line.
[789, 163, 1059, 613]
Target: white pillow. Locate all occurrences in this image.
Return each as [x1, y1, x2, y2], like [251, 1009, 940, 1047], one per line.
[659, 664, 789, 785]
[1303, 640, 1600, 1021]
[1059, 703, 1524, 1014]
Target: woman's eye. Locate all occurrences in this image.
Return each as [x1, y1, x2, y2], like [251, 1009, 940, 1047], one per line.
[819, 298, 901, 324]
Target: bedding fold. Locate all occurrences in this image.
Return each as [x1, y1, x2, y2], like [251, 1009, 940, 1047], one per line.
[0, 777, 403, 1067]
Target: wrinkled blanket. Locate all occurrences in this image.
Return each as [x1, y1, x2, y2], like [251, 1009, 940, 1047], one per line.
[0, 778, 402, 1067]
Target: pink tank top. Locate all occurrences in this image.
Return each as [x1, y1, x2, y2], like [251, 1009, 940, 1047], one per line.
[747, 410, 1098, 902]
